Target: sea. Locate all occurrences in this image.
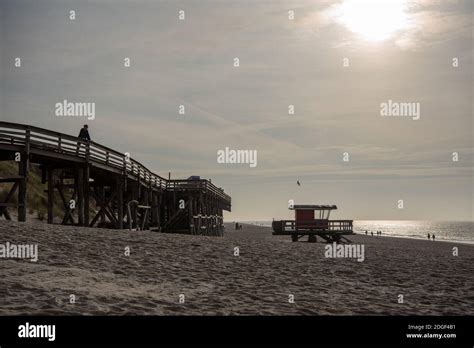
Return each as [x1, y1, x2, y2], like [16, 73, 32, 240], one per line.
[243, 220, 474, 245]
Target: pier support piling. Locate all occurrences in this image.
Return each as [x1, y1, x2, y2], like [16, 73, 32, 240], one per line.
[47, 168, 54, 224]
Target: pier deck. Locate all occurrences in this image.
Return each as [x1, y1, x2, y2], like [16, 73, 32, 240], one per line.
[0, 121, 231, 235]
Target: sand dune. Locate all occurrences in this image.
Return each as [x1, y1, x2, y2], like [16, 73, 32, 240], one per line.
[0, 221, 472, 315]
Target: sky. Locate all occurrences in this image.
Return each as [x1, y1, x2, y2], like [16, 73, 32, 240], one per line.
[1, 0, 473, 221]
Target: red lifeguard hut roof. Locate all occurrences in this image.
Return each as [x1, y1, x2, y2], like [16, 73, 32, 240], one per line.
[290, 205, 337, 210]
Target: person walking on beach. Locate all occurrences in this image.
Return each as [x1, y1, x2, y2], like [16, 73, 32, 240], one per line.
[432, 234, 435, 241]
[371, 231, 373, 236]
[427, 233, 431, 240]
[365, 230, 368, 235]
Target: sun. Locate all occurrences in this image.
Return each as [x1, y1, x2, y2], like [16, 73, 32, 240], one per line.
[330, 0, 410, 42]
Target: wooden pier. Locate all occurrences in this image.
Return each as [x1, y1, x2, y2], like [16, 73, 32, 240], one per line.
[0, 121, 231, 236]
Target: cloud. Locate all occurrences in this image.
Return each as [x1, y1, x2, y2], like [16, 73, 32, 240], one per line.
[396, 9, 472, 49]
[1, 0, 472, 220]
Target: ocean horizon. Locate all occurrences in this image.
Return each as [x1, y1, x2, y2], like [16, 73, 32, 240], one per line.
[240, 220, 474, 245]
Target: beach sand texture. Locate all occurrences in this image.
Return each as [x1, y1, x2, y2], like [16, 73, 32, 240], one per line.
[0, 221, 473, 315]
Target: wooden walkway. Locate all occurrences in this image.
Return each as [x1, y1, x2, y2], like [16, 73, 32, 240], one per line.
[0, 121, 231, 235]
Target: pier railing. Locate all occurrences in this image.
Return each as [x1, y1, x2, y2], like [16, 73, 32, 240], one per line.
[0, 121, 168, 189]
[166, 179, 231, 202]
[0, 121, 230, 204]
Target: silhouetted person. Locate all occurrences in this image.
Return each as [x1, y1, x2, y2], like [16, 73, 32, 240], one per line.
[432, 234, 435, 241]
[371, 231, 373, 236]
[77, 124, 91, 154]
[427, 233, 430, 240]
[365, 230, 368, 235]
[78, 124, 91, 141]
[235, 222, 238, 230]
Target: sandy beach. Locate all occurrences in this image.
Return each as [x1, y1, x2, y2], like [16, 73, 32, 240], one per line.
[0, 221, 473, 315]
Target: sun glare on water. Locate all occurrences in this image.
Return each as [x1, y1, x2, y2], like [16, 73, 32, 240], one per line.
[331, 0, 411, 42]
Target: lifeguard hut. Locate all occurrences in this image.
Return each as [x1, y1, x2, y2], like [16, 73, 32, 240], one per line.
[272, 204, 353, 243]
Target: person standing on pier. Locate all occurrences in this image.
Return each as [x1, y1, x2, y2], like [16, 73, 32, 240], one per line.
[78, 124, 91, 141]
[77, 124, 91, 154]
